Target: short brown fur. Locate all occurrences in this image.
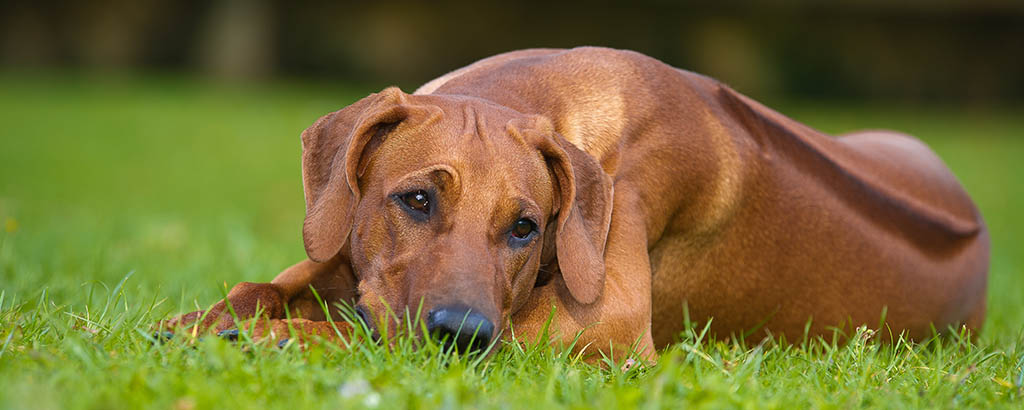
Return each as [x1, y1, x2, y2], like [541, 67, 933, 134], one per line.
[163, 47, 988, 359]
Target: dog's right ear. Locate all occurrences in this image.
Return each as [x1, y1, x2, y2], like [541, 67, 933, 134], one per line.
[301, 87, 429, 262]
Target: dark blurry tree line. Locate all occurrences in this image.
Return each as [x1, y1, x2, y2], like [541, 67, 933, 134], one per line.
[2, 0, 1022, 103]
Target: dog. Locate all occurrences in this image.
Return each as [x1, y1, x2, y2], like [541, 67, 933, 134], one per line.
[163, 47, 988, 359]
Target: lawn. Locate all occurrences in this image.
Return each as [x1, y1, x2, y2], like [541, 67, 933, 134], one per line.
[1, 72, 1022, 409]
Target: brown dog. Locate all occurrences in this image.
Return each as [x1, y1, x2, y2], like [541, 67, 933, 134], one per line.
[164, 47, 988, 358]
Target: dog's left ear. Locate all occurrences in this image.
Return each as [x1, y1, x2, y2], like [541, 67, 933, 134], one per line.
[301, 87, 439, 262]
[524, 118, 614, 305]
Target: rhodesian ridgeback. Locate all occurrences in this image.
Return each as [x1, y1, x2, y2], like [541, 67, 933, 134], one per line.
[163, 47, 988, 358]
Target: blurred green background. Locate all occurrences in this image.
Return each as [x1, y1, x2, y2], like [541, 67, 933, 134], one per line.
[0, 1, 1022, 341]
[3, 1, 1023, 102]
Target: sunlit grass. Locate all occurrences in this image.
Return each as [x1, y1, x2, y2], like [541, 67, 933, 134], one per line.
[1, 73, 1022, 408]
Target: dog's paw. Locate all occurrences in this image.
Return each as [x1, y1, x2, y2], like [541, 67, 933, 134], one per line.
[196, 282, 287, 332]
[217, 329, 240, 342]
[150, 331, 175, 344]
[157, 310, 204, 331]
[149, 310, 205, 342]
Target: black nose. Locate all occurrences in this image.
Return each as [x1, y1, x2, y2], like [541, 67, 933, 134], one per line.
[426, 305, 495, 353]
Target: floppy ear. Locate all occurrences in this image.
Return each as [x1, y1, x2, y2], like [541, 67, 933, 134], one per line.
[532, 124, 614, 305]
[301, 87, 414, 262]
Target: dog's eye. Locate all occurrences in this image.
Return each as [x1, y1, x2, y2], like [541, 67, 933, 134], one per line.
[511, 218, 536, 239]
[399, 190, 430, 214]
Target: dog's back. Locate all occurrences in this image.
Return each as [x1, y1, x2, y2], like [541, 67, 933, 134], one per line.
[424, 46, 990, 343]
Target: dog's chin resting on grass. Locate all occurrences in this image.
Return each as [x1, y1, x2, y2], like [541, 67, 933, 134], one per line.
[159, 47, 989, 361]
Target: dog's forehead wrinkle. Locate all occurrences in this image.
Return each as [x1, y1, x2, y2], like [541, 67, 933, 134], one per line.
[437, 99, 531, 154]
[459, 104, 491, 145]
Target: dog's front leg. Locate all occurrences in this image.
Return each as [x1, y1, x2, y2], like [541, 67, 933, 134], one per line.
[161, 255, 357, 335]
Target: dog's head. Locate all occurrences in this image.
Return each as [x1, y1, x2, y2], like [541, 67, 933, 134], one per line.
[301, 87, 612, 352]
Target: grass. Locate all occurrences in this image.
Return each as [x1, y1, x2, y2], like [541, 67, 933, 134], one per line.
[1, 72, 1022, 409]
